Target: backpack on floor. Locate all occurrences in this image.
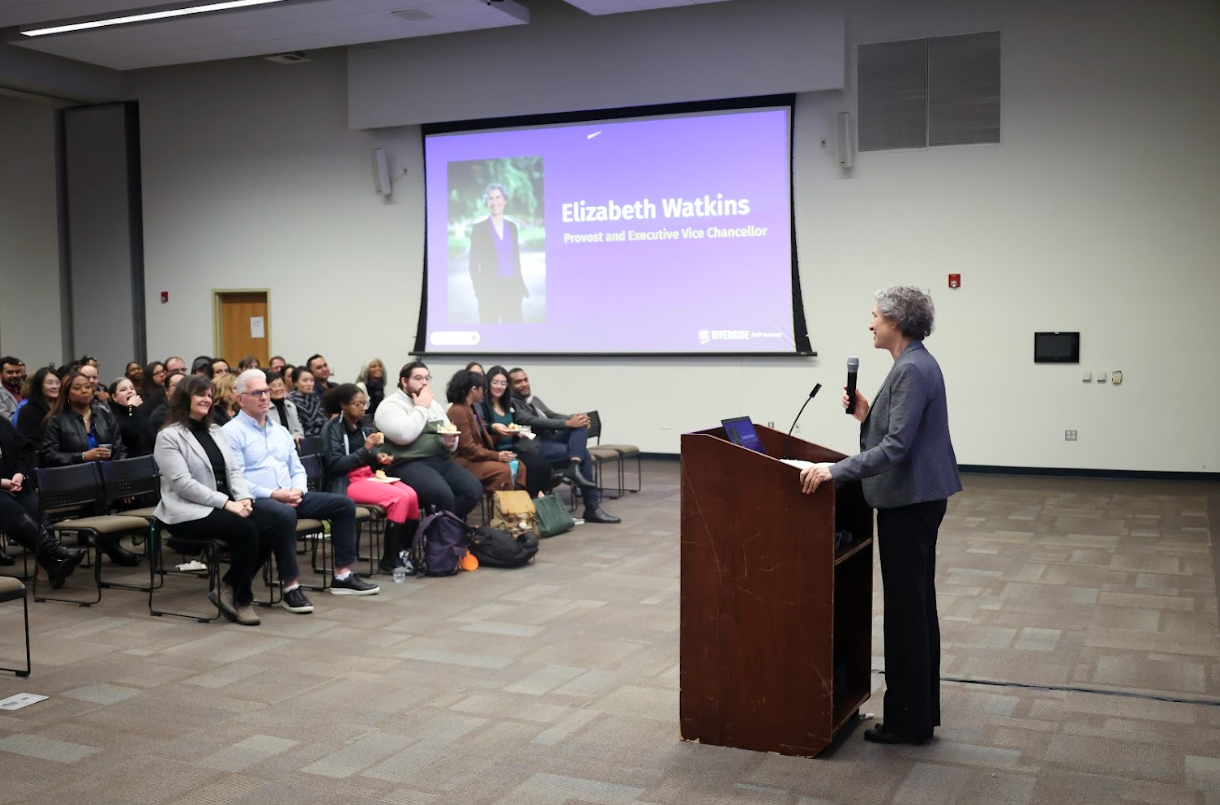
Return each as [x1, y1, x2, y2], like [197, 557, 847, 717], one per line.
[492, 490, 536, 532]
[412, 508, 469, 576]
[467, 525, 539, 569]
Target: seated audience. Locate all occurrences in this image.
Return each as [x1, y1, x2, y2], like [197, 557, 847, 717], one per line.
[224, 369, 379, 611]
[0, 415, 86, 584]
[210, 373, 238, 426]
[306, 354, 333, 398]
[288, 367, 324, 437]
[483, 365, 553, 499]
[108, 377, 154, 458]
[191, 356, 213, 378]
[211, 357, 230, 377]
[374, 361, 482, 520]
[267, 371, 304, 444]
[509, 368, 619, 524]
[42, 370, 140, 565]
[355, 358, 387, 419]
[321, 384, 420, 572]
[268, 356, 286, 374]
[237, 356, 260, 371]
[0, 356, 24, 421]
[125, 362, 143, 385]
[16, 367, 58, 445]
[149, 371, 186, 432]
[283, 364, 297, 387]
[164, 356, 187, 375]
[139, 361, 167, 414]
[77, 361, 108, 404]
[445, 370, 519, 496]
[465, 361, 485, 375]
[153, 376, 279, 626]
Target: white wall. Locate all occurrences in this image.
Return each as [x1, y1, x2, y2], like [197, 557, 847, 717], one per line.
[0, 94, 63, 367]
[128, 0, 1220, 472]
[129, 50, 422, 379]
[348, 0, 846, 128]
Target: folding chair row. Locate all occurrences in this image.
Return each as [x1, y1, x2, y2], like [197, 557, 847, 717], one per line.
[34, 460, 156, 606]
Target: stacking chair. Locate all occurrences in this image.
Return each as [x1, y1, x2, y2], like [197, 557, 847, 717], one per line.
[34, 463, 152, 606]
[0, 532, 34, 582]
[102, 456, 161, 521]
[0, 576, 30, 677]
[147, 520, 224, 623]
[297, 436, 323, 457]
[358, 504, 385, 575]
[586, 410, 641, 498]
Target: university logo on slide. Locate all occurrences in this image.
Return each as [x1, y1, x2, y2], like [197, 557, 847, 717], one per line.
[698, 330, 711, 345]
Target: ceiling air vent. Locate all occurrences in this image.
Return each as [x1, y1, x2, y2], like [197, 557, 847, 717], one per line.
[392, 9, 434, 22]
[264, 51, 310, 64]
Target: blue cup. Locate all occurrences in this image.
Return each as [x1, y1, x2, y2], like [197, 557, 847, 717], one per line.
[508, 459, 519, 484]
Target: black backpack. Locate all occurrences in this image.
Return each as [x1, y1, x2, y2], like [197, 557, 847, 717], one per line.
[412, 509, 469, 576]
[467, 525, 539, 569]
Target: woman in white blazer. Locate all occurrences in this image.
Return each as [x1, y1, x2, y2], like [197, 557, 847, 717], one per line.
[153, 375, 266, 626]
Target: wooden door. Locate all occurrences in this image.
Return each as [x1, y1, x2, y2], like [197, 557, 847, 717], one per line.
[214, 291, 269, 367]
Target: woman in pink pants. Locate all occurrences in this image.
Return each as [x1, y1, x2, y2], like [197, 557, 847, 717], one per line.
[321, 383, 419, 573]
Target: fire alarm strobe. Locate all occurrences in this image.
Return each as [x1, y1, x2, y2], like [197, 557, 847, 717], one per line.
[948, 274, 961, 289]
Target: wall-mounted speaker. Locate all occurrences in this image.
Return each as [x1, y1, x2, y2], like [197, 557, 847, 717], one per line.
[835, 112, 854, 169]
[372, 148, 392, 196]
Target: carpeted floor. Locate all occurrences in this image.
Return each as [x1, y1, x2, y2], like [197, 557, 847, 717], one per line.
[0, 462, 1218, 804]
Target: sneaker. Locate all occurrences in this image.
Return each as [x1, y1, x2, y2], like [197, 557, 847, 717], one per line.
[330, 573, 380, 596]
[281, 587, 314, 613]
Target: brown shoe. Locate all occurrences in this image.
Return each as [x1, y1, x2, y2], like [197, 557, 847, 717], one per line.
[232, 602, 261, 626]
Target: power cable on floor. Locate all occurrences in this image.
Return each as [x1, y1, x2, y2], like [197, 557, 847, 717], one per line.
[870, 669, 1220, 708]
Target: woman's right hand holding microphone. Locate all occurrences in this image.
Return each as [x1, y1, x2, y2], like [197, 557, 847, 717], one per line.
[843, 386, 870, 423]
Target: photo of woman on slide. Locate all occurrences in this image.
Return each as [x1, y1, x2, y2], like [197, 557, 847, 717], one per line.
[469, 183, 528, 323]
[447, 156, 545, 325]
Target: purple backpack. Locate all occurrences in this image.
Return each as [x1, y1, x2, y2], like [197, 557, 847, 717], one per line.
[412, 509, 469, 576]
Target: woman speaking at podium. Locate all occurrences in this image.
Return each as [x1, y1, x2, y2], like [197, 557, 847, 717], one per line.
[799, 286, 961, 746]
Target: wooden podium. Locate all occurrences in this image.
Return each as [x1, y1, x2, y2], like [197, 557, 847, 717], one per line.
[679, 424, 874, 757]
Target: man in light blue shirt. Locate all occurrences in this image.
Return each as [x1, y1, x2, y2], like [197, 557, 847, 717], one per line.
[225, 370, 378, 614]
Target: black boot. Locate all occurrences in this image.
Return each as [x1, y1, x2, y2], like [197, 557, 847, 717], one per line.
[102, 538, 141, 567]
[379, 521, 404, 573]
[21, 515, 86, 589]
[0, 548, 13, 566]
[563, 460, 597, 490]
[378, 521, 415, 573]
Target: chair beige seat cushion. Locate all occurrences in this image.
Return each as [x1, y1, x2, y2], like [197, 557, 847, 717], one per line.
[596, 443, 639, 455]
[116, 506, 158, 520]
[0, 576, 25, 602]
[54, 515, 151, 534]
[295, 519, 325, 534]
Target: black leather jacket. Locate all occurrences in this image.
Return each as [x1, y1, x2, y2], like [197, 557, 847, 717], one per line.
[42, 403, 128, 466]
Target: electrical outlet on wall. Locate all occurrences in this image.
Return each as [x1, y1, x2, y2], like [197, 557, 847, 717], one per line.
[1065, 430, 1078, 441]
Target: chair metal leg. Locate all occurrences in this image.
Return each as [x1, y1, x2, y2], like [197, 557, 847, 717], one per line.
[33, 533, 102, 607]
[148, 532, 222, 623]
[0, 591, 32, 677]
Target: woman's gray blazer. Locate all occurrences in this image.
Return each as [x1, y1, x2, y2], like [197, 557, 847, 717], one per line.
[829, 341, 962, 510]
[153, 422, 252, 525]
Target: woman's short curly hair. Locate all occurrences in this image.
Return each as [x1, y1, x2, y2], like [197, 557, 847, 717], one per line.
[875, 286, 935, 340]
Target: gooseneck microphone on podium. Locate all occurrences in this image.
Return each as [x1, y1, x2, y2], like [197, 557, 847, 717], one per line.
[782, 383, 822, 459]
[845, 356, 859, 415]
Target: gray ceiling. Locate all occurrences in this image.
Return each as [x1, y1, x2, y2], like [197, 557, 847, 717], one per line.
[0, 0, 738, 71]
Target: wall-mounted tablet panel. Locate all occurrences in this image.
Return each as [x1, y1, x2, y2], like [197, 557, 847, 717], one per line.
[1034, 332, 1080, 363]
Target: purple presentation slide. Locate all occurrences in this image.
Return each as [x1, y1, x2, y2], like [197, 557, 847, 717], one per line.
[423, 107, 795, 354]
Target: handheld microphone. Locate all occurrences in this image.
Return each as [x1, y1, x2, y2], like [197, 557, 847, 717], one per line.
[845, 356, 859, 415]
[782, 383, 822, 459]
